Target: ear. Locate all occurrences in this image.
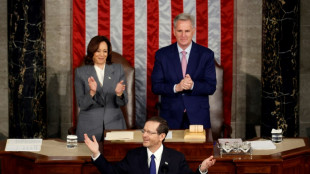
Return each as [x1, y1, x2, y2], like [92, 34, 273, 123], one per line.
[173, 27, 176, 37]
[159, 133, 166, 141]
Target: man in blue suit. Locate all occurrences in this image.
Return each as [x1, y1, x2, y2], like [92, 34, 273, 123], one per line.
[84, 116, 216, 174]
[151, 13, 216, 129]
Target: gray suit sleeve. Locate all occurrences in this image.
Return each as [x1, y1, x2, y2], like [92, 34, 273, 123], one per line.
[75, 68, 100, 110]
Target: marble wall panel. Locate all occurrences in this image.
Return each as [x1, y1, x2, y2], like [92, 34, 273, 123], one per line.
[8, 0, 47, 138]
[261, 0, 299, 137]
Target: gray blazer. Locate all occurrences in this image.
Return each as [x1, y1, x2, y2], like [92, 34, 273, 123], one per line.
[74, 63, 128, 141]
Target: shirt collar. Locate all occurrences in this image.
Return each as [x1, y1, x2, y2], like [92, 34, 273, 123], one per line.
[177, 42, 192, 54]
[147, 144, 163, 159]
[94, 64, 105, 71]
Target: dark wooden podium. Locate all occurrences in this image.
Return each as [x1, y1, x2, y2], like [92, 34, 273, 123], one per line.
[210, 138, 310, 174]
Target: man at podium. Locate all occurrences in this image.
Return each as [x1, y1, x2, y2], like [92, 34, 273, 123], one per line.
[84, 116, 216, 174]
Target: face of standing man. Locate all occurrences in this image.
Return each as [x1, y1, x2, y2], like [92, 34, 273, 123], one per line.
[173, 19, 196, 50]
[142, 121, 166, 153]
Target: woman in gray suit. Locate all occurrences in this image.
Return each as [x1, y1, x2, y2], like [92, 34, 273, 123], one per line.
[75, 35, 128, 142]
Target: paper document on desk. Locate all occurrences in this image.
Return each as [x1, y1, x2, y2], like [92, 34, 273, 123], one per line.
[105, 131, 134, 140]
[166, 131, 172, 139]
[5, 139, 42, 151]
[250, 140, 276, 150]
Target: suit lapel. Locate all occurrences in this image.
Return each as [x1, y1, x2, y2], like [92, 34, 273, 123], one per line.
[88, 66, 101, 88]
[141, 147, 150, 174]
[171, 43, 184, 81]
[158, 146, 170, 174]
[102, 64, 115, 92]
[186, 42, 199, 77]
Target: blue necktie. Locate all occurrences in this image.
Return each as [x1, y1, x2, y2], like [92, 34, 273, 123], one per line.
[150, 154, 156, 174]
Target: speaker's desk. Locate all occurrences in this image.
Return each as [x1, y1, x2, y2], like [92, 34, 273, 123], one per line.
[98, 130, 310, 174]
[1, 130, 310, 174]
[210, 138, 310, 174]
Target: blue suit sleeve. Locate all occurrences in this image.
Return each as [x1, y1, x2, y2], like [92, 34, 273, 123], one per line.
[151, 51, 177, 96]
[191, 51, 216, 96]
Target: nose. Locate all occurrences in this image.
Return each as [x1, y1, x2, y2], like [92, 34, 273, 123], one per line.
[142, 133, 147, 139]
[142, 131, 147, 136]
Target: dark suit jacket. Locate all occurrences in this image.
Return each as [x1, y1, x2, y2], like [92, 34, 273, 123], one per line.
[93, 146, 201, 174]
[151, 42, 216, 128]
[75, 63, 128, 141]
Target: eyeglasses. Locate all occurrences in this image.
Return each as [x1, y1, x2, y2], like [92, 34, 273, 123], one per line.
[141, 129, 158, 135]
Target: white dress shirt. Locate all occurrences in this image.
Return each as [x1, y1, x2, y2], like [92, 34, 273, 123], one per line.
[177, 42, 192, 63]
[94, 64, 106, 86]
[147, 145, 163, 174]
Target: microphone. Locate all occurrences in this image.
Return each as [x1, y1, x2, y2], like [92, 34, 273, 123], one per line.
[161, 161, 169, 174]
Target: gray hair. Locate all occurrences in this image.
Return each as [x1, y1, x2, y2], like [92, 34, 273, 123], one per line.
[173, 13, 195, 29]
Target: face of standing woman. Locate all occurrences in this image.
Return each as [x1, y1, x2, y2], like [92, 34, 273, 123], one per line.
[93, 41, 108, 68]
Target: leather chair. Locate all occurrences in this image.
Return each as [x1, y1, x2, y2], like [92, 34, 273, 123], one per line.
[69, 51, 136, 135]
[209, 62, 228, 140]
[111, 52, 136, 129]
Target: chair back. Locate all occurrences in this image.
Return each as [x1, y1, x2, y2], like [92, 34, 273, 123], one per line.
[209, 61, 230, 140]
[111, 52, 136, 129]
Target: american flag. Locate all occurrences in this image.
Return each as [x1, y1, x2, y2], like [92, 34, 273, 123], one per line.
[72, 0, 233, 131]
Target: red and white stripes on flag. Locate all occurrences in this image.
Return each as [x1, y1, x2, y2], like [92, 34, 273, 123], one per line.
[72, 0, 233, 133]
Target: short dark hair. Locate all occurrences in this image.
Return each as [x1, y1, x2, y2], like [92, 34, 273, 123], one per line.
[84, 35, 112, 65]
[146, 116, 169, 136]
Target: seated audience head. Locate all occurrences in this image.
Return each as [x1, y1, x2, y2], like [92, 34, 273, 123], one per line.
[142, 116, 169, 152]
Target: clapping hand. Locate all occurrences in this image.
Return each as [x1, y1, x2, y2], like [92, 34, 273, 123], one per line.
[88, 76, 97, 97]
[115, 80, 126, 96]
[176, 74, 194, 92]
[183, 74, 193, 90]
